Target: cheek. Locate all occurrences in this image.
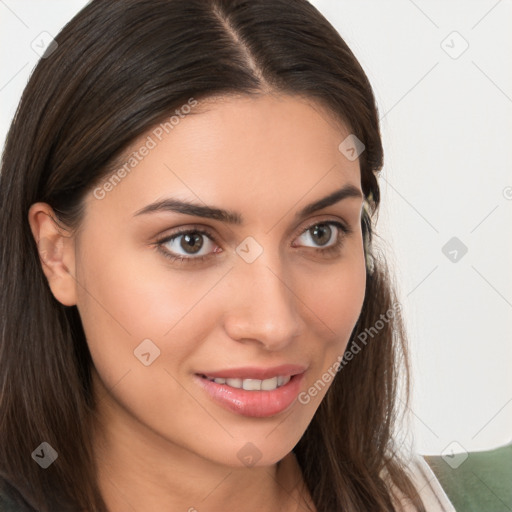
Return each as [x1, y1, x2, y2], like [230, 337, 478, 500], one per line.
[293, 245, 367, 397]
[74, 235, 230, 448]
[300, 246, 367, 346]
[74, 229, 237, 410]
[75, 229, 218, 340]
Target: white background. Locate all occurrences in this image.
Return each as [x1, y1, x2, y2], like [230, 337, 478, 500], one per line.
[1, 0, 511, 455]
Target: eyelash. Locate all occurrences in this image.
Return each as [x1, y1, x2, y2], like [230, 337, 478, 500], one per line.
[154, 220, 353, 265]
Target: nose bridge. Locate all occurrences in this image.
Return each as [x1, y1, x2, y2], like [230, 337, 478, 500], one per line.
[222, 243, 302, 349]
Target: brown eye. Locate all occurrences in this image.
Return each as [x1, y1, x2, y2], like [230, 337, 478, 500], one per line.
[157, 228, 218, 262]
[310, 223, 333, 246]
[291, 220, 352, 259]
[179, 232, 204, 254]
[295, 222, 340, 249]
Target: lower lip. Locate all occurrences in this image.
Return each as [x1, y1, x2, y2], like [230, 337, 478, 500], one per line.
[194, 373, 304, 418]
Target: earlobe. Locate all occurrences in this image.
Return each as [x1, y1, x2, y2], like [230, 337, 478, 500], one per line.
[28, 202, 77, 307]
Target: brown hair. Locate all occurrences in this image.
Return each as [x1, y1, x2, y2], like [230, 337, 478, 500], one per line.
[0, 1, 425, 510]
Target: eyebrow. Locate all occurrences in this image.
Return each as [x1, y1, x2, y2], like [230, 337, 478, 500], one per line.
[133, 184, 362, 224]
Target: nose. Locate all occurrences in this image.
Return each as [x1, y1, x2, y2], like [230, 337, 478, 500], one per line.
[222, 252, 303, 351]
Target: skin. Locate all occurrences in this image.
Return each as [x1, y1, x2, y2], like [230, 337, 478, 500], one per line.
[28, 93, 366, 512]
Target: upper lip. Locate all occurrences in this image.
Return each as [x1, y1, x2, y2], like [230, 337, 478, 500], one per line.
[197, 364, 307, 380]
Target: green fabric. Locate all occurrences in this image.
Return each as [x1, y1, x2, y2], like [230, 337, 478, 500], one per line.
[425, 442, 512, 512]
[0, 479, 34, 511]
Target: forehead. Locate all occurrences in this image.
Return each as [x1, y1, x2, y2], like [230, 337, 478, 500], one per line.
[85, 93, 361, 225]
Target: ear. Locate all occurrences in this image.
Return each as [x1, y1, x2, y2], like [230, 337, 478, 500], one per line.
[361, 199, 375, 276]
[28, 202, 77, 306]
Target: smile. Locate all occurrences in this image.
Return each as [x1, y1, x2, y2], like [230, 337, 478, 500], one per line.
[194, 364, 307, 418]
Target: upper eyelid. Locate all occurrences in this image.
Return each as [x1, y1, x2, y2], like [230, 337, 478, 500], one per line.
[156, 217, 352, 248]
[293, 217, 353, 240]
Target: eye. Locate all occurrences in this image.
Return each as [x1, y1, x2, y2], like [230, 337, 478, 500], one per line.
[292, 220, 351, 257]
[155, 227, 219, 265]
[294, 221, 344, 249]
[154, 219, 352, 265]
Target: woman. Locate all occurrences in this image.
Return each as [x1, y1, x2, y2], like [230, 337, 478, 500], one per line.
[0, 1, 455, 510]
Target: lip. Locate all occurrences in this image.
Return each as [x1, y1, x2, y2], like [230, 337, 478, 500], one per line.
[194, 365, 307, 418]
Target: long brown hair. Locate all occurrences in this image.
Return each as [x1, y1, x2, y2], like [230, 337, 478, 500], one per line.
[0, 1, 425, 510]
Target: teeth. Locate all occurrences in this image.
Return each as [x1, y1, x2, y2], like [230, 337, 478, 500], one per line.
[208, 375, 291, 391]
[243, 379, 262, 391]
[226, 378, 242, 388]
[261, 377, 278, 391]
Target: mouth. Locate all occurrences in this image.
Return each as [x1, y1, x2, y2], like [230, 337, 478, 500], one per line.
[194, 364, 307, 418]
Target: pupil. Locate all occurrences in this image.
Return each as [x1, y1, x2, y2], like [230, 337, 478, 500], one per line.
[312, 224, 331, 246]
[181, 233, 203, 254]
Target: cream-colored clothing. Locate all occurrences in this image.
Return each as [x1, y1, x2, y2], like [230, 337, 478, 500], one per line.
[387, 454, 456, 511]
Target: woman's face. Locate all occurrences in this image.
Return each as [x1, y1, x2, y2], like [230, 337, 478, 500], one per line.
[73, 93, 366, 467]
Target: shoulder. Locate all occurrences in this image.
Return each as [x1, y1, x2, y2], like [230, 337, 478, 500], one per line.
[384, 453, 456, 512]
[407, 454, 456, 511]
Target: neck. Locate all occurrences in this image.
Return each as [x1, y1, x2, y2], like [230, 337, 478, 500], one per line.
[90, 384, 312, 512]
